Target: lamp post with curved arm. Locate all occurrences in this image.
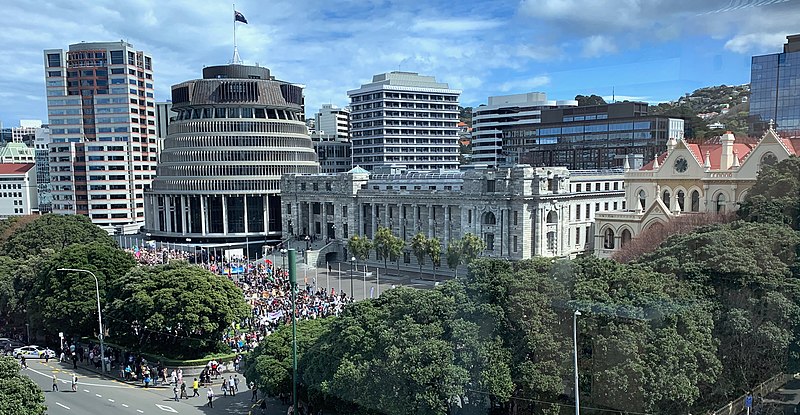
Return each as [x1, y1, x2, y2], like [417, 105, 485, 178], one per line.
[57, 268, 106, 374]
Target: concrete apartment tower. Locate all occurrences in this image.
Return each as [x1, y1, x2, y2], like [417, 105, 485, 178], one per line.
[348, 71, 461, 171]
[43, 41, 157, 234]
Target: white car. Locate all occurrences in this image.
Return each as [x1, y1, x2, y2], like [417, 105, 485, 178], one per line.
[13, 345, 56, 359]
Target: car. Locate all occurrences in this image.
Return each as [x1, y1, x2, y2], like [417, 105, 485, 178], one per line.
[13, 345, 56, 359]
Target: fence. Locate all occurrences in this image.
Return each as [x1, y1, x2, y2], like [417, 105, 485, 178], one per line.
[711, 373, 792, 415]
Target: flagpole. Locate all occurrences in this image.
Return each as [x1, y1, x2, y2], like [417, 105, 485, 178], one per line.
[232, 3, 237, 63]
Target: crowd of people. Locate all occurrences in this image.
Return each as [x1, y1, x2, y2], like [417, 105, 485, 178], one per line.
[125, 246, 193, 265]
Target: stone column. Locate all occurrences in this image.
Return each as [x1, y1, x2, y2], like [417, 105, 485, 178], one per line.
[185, 196, 192, 234]
[200, 196, 207, 235]
[262, 195, 268, 234]
[222, 195, 229, 234]
[322, 203, 328, 241]
[444, 205, 451, 246]
[243, 195, 249, 234]
[428, 204, 434, 238]
[371, 203, 377, 237]
[412, 204, 418, 235]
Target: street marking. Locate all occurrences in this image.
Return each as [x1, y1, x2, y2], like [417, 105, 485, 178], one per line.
[96, 393, 102, 397]
[137, 410, 144, 413]
[56, 402, 70, 410]
[25, 366, 128, 388]
[122, 404, 129, 407]
[83, 389, 90, 393]
[108, 398, 115, 402]
[155, 404, 178, 412]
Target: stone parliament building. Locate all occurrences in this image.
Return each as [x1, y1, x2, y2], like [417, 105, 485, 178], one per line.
[281, 165, 625, 264]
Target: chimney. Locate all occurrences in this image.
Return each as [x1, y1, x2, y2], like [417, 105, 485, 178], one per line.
[720, 131, 735, 170]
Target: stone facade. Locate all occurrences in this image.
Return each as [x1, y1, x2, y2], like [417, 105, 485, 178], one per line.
[594, 129, 799, 258]
[281, 165, 625, 264]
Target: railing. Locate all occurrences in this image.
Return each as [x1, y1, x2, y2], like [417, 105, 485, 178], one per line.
[711, 373, 792, 415]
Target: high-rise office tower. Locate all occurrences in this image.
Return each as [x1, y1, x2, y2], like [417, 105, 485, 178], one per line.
[471, 93, 577, 168]
[43, 41, 157, 233]
[749, 34, 800, 135]
[314, 104, 350, 140]
[348, 72, 461, 171]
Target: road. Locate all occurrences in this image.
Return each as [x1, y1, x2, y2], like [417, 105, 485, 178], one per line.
[23, 358, 263, 415]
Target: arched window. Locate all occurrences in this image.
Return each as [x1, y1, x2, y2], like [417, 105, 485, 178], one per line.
[716, 193, 726, 213]
[547, 211, 558, 223]
[760, 152, 778, 170]
[638, 190, 647, 210]
[621, 229, 632, 246]
[662, 189, 671, 209]
[690, 190, 700, 212]
[676, 190, 685, 211]
[483, 212, 496, 225]
[603, 228, 615, 249]
[547, 231, 557, 251]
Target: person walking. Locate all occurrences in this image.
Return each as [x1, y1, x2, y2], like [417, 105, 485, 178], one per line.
[234, 375, 240, 393]
[180, 381, 188, 399]
[172, 384, 179, 402]
[192, 378, 200, 397]
[222, 377, 228, 396]
[229, 375, 236, 396]
[250, 381, 258, 402]
[19, 355, 26, 369]
[206, 387, 214, 408]
[71, 374, 78, 392]
[52, 375, 59, 392]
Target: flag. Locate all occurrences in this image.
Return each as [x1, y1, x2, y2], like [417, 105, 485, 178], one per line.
[234, 10, 248, 24]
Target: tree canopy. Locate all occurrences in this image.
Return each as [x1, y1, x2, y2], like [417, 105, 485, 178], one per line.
[28, 242, 136, 337]
[0, 356, 46, 415]
[574, 94, 607, 106]
[105, 262, 250, 358]
[738, 156, 800, 229]
[0, 214, 115, 260]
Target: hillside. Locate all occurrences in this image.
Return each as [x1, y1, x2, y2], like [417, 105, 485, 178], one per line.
[650, 84, 750, 138]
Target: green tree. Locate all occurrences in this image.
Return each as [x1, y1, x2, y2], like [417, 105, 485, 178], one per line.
[0, 356, 46, 415]
[460, 232, 486, 265]
[446, 239, 462, 278]
[245, 318, 331, 399]
[302, 288, 470, 415]
[410, 232, 428, 277]
[636, 221, 800, 404]
[426, 237, 442, 282]
[738, 156, 800, 229]
[346, 234, 372, 262]
[575, 94, 607, 106]
[105, 262, 250, 358]
[0, 214, 115, 260]
[373, 226, 403, 274]
[28, 242, 136, 338]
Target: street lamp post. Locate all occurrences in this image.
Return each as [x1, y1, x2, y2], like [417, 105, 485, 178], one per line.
[350, 256, 356, 302]
[287, 249, 298, 415]
[281, 249, 287, 270]
[58, 268, 106, 374]
[573, 309, 582, 415]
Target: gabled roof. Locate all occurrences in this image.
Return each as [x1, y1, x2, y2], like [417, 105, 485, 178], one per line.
[640, 135, 756, 171]
[0, 163, 34, 175]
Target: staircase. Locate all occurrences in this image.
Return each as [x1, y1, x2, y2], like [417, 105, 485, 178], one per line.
[305, 240, 344, 267]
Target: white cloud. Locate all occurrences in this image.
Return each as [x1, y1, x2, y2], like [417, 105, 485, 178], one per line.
[498, 75, 551, 93]
[411, 19, 502, 33]
[724, 32, 789, 53]
[582, 35, 617, 58]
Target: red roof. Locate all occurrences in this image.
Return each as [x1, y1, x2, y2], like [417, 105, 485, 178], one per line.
[641, 139, 757, 171]
[0, 163, 34, 175]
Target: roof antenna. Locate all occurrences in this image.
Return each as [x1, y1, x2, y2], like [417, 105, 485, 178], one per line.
[612, 87, 616, 103]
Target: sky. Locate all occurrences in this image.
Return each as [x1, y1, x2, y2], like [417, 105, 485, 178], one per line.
[0, 0, 799, 127]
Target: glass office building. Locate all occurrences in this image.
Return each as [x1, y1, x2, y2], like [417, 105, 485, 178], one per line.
[749, 34, 800, 135]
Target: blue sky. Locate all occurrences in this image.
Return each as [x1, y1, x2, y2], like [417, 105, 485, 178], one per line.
[0, 0, 798, 127]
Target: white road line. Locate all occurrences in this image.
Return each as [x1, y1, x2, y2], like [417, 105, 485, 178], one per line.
[95, 393, 102, 397]
[122, 404, 129, 407]
[25, 367, 128, 388]
[137, 410, 144, 413]
[83, 389, 90, 393]
[108, 398, 115, 402]
[56, 402, 71, 410]
[155, 403, 178, 412]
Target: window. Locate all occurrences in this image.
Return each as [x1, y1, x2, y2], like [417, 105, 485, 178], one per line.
[603, 228, 615, 249]
[662, 190, 671, 208]
[546, 231, 556, 251]
[513, 236, 518, 252]
[691, 190, 700, 212]
[639, 190, 647, 210]
[621, 229, 632, 246]
[716, 193, 726, 213]
[677, 190, 685, 211]
[547, 211, 557, 223]
[483, 212, 496, 225]
[486, 180, 496, 192]
[47, 53, 61, 67]
[513, 211, 518, 225]
[575, 228, 581, 245]
[576, 206, 581, 220]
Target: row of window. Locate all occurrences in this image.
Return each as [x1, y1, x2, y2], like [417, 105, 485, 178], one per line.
[173, 107, 300, 122]
[160, 150, 317, 164]
[167, 135, 312, 149]
[351, 92, 457, 103]
[168, 121, 307, 135]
